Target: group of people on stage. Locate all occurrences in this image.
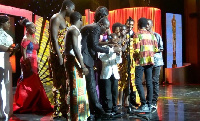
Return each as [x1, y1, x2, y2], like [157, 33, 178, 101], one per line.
[0, 0, 164, 120]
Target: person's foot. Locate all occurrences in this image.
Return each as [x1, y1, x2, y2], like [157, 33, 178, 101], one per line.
[134, 104, 151, 113]
[96, 107, 105, 115]
[130, 100, 140, 107]
[151, 103, 157, 110]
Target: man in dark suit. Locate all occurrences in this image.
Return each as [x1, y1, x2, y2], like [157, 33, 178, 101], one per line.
[81, 17, 121, 119]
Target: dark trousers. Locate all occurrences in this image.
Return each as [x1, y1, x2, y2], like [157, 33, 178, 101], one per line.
[85, 67, 104, 115]
[152, 66, 161, 104]
[135, 65, 153, 106]
[100, 74, 118, 112]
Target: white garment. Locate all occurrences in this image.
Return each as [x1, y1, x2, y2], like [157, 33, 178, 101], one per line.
[65, 25, 83, 68]
[98, 46, 122, 79]
[68, 25, 82, 58]
[0, 28, 13, 119]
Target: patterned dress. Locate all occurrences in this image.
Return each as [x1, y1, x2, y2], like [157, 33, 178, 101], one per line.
[118, 37, 137, 92]
[49, 28, 69, 119]
[65, 25, 89, 121]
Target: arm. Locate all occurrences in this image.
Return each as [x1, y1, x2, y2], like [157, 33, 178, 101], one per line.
[0, 45, 9, 52]
[156, 33, 164, 52]
[89, 27, 110, 54]
[71, 30, 85, 69]
[50, 17, 63, 65]
[0, 45, 14, 52]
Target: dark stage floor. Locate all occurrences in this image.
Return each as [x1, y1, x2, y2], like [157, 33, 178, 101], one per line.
[7, 85, 200, 121]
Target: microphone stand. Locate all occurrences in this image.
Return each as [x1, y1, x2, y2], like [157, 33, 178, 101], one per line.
[127, 16, 132, 114]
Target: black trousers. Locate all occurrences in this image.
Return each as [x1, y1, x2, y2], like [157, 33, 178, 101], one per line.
[152, 66, 161, 104]
[100, 74, 118, 113]
[135, 65, 153, 106]
[85, 67, 104, 115]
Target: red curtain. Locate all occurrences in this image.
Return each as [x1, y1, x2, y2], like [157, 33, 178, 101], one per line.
[85, 7, 162, 35]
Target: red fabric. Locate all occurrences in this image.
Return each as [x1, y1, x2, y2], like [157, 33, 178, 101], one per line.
[20, 40, 39, 74]
[85, 7, 162, 36]
[13, 73, 53, 113]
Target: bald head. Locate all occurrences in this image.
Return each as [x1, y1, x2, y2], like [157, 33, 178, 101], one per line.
[147, 19, 153, 32]
[97, 17, 110, 34]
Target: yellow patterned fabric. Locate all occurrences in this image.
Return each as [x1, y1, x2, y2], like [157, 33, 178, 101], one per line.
[57, 28, 67, 55]
[49, 28, 69, 119]
[118, 38, 136, 91]
[65, 55, 89, 121]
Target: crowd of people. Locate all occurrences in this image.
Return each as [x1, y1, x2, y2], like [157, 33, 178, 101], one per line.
[0, 0, 164, 120]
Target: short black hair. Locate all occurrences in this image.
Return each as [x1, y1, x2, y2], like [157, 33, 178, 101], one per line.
[126, 17, 134, 24]
[94, 6, 109, 23]
[0, 15, 9, 25]
[19, 18, 33, 28]
[112, 22, 121, 32]
[138, 17, 147, 28]
[70, 11, 82, 25]
[62, 0, 74, 9]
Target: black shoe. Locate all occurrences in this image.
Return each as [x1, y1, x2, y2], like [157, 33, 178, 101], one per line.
[151, 103, 157, 110]
[130, 100, 140, 107]
[96, 106, 105, 115]
[134, 104, 151, 113]
[112, 106, 118, 114]
[87, 115, 95, 121]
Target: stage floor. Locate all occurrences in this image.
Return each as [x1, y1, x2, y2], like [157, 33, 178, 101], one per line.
[9, 84, 200, 121]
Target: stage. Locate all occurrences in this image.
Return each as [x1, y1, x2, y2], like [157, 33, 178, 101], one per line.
[9, 84, 200, 121]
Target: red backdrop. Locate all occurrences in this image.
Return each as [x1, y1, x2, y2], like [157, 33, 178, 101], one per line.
[85, 7, 161, 35]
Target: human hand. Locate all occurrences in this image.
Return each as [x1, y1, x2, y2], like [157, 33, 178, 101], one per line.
[113, 46, 121, 53]
[8, 45, 15, 52]
[82, 67, 89, 75]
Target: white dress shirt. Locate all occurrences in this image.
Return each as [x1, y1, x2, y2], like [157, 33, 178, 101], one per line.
[98, 46, 122, 79]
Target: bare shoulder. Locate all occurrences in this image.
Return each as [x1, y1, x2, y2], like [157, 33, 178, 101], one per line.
[50, 13, 61, 24]
[69, 27, 80, 36]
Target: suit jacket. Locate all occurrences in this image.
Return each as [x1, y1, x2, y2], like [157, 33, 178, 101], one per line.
[98, 45, 122, 79]
[81, 23, 109, 68]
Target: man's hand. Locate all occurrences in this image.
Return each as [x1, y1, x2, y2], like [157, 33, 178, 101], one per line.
[113, 46, 121, 53]
[82, 67, 89, 75]
[8, 45, 15, 52]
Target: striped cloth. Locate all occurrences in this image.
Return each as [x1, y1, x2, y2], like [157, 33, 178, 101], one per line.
[133, 29, 158, 66]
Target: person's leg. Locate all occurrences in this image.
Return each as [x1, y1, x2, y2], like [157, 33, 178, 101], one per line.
[50, 53, 67, 118]
[152, 66, 161, 105]
[110, 75, 118, 112]
[100, 78, 112, 113]
[135, 66, 146, 105]
[85, 67, 105, 115]
[144, 65, 153, 106]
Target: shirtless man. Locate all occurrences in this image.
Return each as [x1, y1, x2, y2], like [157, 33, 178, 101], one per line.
[49, 0, 75, 119]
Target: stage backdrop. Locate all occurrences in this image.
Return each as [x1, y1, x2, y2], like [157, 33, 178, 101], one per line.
[85, 7, 161, 35]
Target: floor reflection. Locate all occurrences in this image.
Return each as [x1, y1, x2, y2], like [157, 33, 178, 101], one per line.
[6, 85, 200, 121]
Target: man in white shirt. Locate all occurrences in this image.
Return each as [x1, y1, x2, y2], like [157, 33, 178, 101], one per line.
[98, 33, 122, 113]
